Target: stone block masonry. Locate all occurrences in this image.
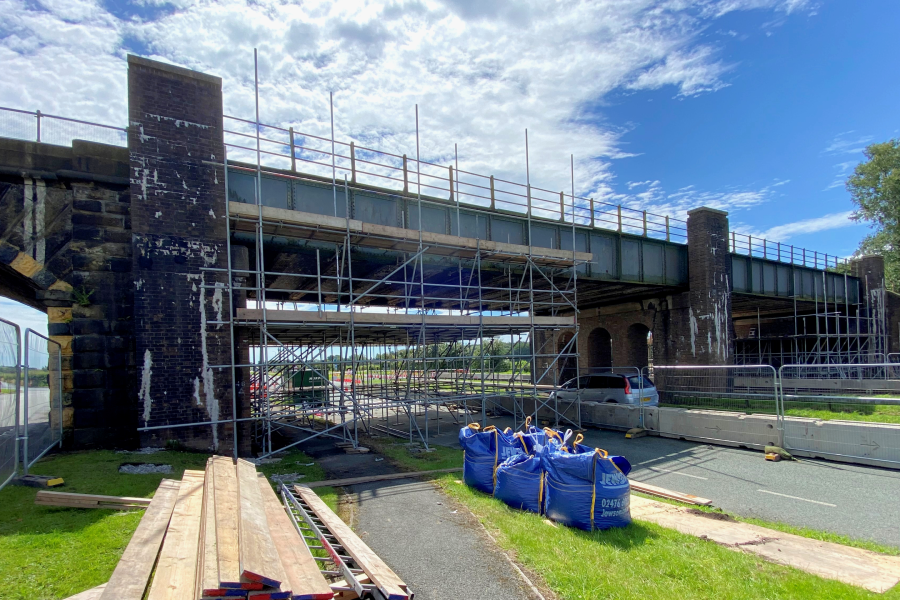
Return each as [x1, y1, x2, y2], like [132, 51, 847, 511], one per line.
[0, 139, 137, 448]
[128, 55, 235, 453]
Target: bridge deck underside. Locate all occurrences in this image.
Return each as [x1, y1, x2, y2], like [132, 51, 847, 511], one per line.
[231, 203, 684, 314]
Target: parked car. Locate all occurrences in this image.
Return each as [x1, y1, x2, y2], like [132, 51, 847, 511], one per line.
[550, 373, 659, 406]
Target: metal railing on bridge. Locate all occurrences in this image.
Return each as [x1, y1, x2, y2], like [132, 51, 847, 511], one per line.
[0, 106, 127, 148]
[221, 114, 690, 244]
[729, 230, 851, 272]
[0, 104, 852, 274]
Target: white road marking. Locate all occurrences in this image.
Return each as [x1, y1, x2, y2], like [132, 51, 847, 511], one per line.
[757, 489, 836, 507]
[645, 467, 708, 480]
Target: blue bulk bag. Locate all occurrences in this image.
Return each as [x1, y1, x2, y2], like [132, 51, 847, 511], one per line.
[540, 439, 631, 531]
[571, 441, 632, 477]
[493, 452, 544, 513]
[459, 424, 525, 494]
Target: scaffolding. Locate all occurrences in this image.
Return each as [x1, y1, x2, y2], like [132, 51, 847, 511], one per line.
[734, 272, 889, 366]
[215, 180, 582, 456]
[202, 65, 584, 456]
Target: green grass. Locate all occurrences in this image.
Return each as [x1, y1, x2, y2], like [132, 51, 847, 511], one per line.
[0, 449, 336, 600]
[365, 435, 900, 598]
[664, 397, 900, 425]
[435, 475, 900, 600]
[784, 404, 900, 424]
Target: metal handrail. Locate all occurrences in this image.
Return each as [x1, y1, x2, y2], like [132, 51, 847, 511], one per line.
[0, 104, 847, 268]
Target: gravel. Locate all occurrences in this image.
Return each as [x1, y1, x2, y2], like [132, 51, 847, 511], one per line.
[118, 463, 173, 474]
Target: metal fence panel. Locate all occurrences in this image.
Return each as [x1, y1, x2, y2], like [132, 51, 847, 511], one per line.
[0, 319, 20, 490]
[779, 363, 900, 467]
[645, 365, 780, 448]
[23, 330, 62, 471]
[577, 367, 644, 431]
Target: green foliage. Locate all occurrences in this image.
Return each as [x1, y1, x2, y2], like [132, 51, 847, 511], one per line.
[847, 139, 900, 291]
[72, 286, 95, 307]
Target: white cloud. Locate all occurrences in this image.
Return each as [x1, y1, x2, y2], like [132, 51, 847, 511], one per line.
[607, 179, 787, 221]
[823, 131, 873, 156]
[0, 0, 814, 211]
[824, 160, 856, 191]
[737, 210, 857, 242]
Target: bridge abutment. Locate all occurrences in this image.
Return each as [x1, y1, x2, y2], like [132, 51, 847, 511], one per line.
[127, 55, 235, 453]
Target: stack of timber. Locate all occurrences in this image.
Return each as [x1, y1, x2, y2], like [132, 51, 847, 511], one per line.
[93, 457, 335, 600]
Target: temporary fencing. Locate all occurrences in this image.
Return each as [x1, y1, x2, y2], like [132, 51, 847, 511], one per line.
[573, 367, 646, 431]
[0, 319, 20, 491]
[644, 365, 781, 447]
[779, 363, 900, 467]
[23, 329, 62, 472]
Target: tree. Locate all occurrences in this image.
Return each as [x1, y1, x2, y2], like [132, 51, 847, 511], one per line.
[847, 139, 900, 291]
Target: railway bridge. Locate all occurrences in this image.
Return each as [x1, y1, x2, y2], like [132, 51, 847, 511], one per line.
[0, 55, 889, 454]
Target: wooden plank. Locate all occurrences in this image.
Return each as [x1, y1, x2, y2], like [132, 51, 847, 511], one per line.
[295, 485, 408, 600]
[236, 458, 289, 588]
[147, 470, 206, 600]
[98, 479, 181, 600]
[236, 309, 573, 328]
[36, 490, 151, 508]
[630, 481, 713, 506]
[197, 458, 219, 600]
[257, 474, 334, 600]
[212, 456, 245, 589]
[63, 583, 106, 600]
[305, 468, 462, 489]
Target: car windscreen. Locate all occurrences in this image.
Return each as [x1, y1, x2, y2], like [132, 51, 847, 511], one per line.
[627, 376, 655, 389]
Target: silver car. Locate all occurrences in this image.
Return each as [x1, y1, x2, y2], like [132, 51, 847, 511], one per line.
[551, 373, 659, 406]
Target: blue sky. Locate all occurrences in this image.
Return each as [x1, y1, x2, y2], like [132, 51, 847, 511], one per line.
[601, 1, 900, 257]
[1, 0, 898, 332]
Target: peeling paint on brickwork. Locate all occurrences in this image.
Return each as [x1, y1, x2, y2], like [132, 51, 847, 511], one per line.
[140, 349, 153, 423]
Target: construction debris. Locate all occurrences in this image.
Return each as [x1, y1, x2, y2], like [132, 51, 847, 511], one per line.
[764, 445, 795, 461]
[14, 474, 64, 488]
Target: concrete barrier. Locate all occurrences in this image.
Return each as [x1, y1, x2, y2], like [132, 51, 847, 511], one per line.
[653, 408, 780, 449]
[784, 417, 900, 468]
[459, 394, 900, 469]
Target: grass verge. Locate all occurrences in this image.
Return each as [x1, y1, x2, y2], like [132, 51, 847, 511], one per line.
[436, 475, 900, 600]
[0, 449, 335, 600]
[366, 435, 900, 599]
[663, 399, 900, 425]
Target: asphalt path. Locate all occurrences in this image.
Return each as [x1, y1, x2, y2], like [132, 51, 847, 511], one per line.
[398, 409, 900, 549]
[299, 436, 537, 599]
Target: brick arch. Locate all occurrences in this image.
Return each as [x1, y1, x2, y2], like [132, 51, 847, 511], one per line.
[625, 322, 651, 370]
[587, 326, 612, 370]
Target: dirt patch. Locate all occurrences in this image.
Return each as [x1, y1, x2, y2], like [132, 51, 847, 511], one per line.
[686, 508, 735, 521]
